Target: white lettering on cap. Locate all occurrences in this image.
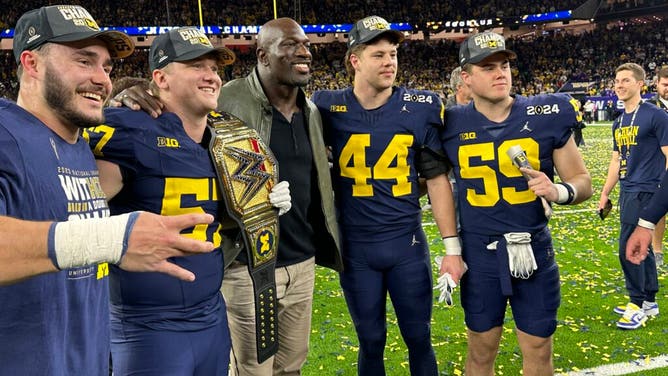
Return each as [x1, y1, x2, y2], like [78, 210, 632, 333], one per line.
[362, 16, 390, 31]
[58, 6, 100, 30]
[178, 28, 212, 47]
[473, 33, 504, 50]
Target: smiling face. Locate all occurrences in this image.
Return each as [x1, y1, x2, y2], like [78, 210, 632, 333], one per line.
[155, 55, 222, 116]
[40, 40, 113, 128]
[349, 37, 398, 93]
[258, 19, 312, 88]
[614, 69, 643, 104]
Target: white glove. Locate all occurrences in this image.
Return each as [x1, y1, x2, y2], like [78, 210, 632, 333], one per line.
[269, 181, 291, 216]
[504, 232, 537, 279]
[433, 256, 468, 306]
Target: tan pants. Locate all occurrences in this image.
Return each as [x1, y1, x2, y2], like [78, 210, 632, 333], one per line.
[222, 257, 315, 376]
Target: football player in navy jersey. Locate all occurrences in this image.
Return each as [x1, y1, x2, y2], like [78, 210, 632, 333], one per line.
[312, 16, 459, 376]
[0, 6, 216, 376]
[598, 63, 668, 330]
[439, 32, 592, 375]
[86, 28, 290, 375]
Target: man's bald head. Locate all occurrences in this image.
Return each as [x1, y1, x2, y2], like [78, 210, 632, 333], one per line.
[257, 18, 301, 50]
[256, 17, 312, 88]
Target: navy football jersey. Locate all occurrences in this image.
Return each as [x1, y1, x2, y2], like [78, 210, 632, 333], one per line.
[441, 94, 580, 235]
[313, 87, 444, 242]
[86, 107, 226, 330]
[611, 101, 668, 192]
[0, 99, 110, 375]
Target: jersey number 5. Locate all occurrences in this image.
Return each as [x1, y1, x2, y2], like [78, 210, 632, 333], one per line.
[162, 177, 223, 247]
[459, 138, 539, 207]
[339, 134, 413, 197]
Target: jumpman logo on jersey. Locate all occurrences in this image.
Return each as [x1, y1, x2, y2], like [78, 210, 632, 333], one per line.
[401, 104, 410, 113]
[411, 234, 420, 246]
[520, 121, 532, 132]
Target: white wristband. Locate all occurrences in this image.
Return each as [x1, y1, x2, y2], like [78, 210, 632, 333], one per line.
[554, 182, 576, 204]
[47, 212, 139, 269]
[442, 236, 462, 256]
[554, 183, 569, 204]
[638, 218, 657, 230]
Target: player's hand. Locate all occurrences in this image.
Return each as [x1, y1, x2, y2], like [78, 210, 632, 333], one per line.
[109, 85, 164, 118]
[439, 255, 467, 284]
[435, 255, 467, 306]
[625, 226, 652, 265]
[118, 212, 215, 281]
[520, 167, 559, 202]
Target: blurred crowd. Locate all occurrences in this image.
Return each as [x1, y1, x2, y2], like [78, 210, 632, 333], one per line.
[0, 0, 664, 28]
[1, 2, 667, 100]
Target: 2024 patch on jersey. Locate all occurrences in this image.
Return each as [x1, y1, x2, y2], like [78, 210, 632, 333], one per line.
[313, 87, 444, 242]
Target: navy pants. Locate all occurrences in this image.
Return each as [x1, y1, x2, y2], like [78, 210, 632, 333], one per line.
[340, 227, 437, 376]
[460, 228, 560, 338]
[110, 294, 231, 376]
[619, 191, 659, 306]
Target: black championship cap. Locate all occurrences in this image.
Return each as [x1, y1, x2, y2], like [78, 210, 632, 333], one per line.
[347, 15, 404, 49]
[149, 27, 236, 71]
[459, 31, 517, 67]
[13, 5, 134, 64]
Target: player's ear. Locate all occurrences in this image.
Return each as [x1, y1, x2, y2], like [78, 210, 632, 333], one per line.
[349, 53, 360, 70]
[152, 68, 168, 90]
[18, 50, 41, 78]
[461, 69, 472, 86]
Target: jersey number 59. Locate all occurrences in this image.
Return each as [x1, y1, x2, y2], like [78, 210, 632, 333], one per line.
[459, 138, 540, 207]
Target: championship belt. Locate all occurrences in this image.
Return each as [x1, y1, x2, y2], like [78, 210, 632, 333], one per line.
[207, 111, 279, 363]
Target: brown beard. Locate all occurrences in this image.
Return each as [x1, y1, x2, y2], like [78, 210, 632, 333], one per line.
[43, 62, 106, 129]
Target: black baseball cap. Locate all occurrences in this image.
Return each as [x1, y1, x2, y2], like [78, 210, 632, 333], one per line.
[459, 31, 516, 67]
[13, 5, 134, 64]
[149, 27, 236, 71]
[347, 15, 404, 49]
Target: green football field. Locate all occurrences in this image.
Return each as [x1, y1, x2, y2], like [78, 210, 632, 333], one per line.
[303, 123, 668, 375]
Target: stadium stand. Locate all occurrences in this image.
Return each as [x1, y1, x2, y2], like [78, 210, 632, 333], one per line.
[4, 0, 664, 27]
[1, 1, 667, 100]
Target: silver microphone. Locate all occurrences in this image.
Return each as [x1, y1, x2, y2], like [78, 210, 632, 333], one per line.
[507, 145, 533, 179]
[506, 145, 553, 220]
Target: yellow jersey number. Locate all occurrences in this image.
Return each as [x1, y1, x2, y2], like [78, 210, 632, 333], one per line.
[84, 126, 223, 247]
[82, 125, 115, 157]
[161, 178, 223, 247]
[459, 138, 540, 207]
[339, 134, 413, 197]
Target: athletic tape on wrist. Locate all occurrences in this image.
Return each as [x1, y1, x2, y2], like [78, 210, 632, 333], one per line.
[442, 236, 462, 256]
[47, 212, 139, 269]
[555, 182, 576, 205]
[638, 218, 657, 231]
